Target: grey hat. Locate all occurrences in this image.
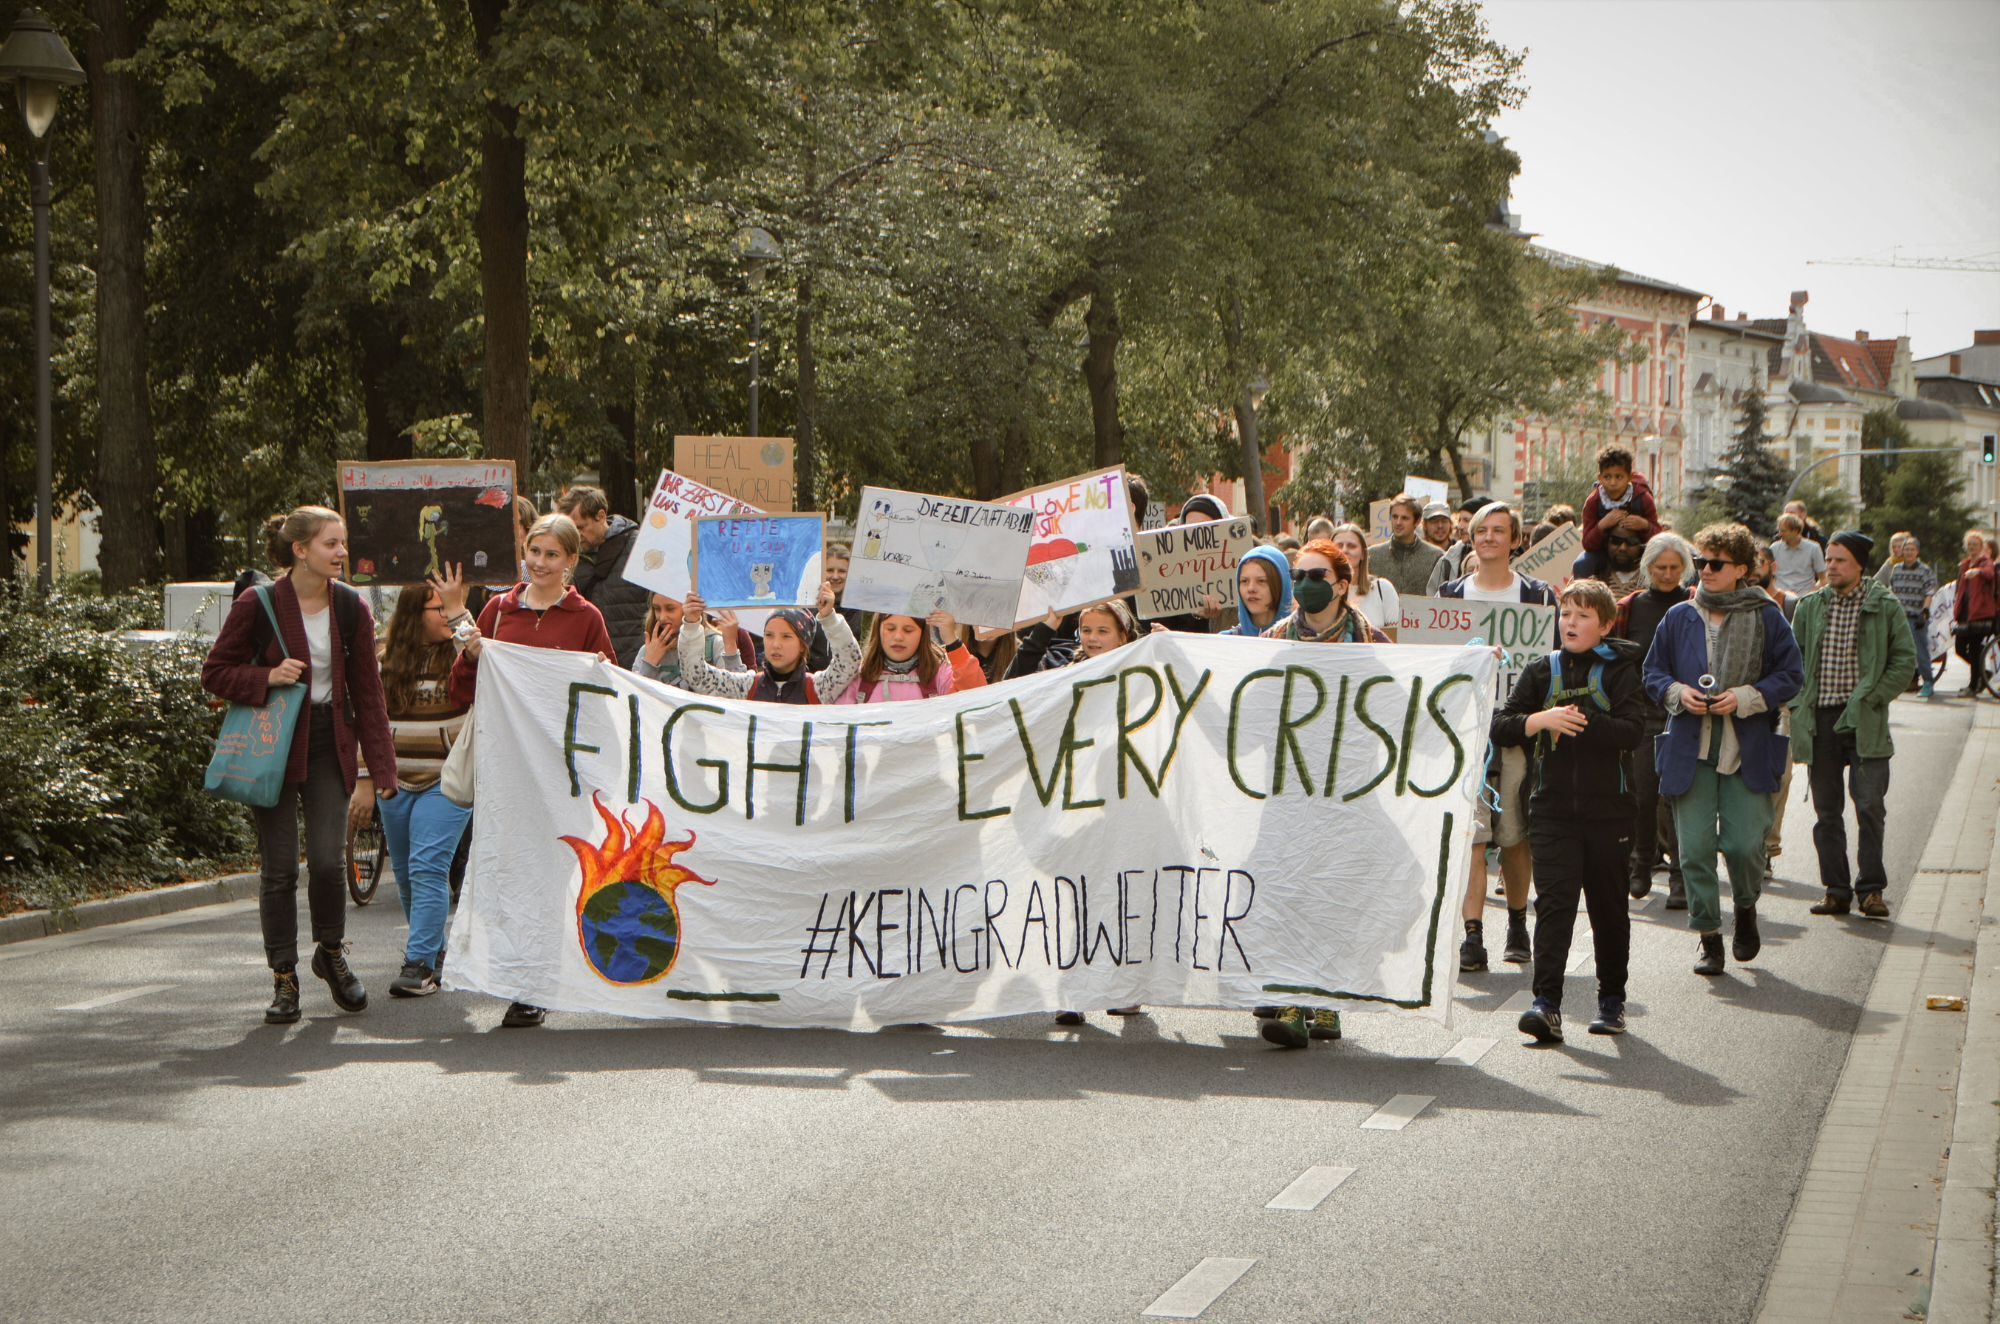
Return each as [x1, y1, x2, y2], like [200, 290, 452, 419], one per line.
[1422, 501, 1451, 520]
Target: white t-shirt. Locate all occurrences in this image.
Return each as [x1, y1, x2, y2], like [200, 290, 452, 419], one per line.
[301, 606, 334, 705]
[1352, 577, 1400, 632]
[1460, 574, 1525, 603]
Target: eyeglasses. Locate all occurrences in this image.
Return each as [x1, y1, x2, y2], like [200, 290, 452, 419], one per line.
[1693, 557, 1739, 573]
[1292, 567, 1336, 583]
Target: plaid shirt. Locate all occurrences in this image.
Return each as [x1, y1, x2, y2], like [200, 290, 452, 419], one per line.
[1815, 584, 1865, 706]
[1886, 561, 1937, 618]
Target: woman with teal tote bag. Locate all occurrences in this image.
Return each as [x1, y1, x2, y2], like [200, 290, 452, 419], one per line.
[202, 507, 398, 1025]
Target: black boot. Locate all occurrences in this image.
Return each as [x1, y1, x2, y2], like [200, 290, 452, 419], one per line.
[1693, 932, 1725, 976]
[1502, 908, 1532, 964]
[265, 967, 301, 1025]
[311, 942, 368, 1012]
[1459, 919, 1488, 972]
[1732, 906, 1761, 962]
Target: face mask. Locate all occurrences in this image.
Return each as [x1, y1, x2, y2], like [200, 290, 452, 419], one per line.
[1293, 574, 1336, 614]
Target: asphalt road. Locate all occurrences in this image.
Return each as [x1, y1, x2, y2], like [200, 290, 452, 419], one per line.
[0, 685, 1975, 1324]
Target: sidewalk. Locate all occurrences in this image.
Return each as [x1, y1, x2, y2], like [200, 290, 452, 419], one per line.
[1755, 695, 2000, 1323]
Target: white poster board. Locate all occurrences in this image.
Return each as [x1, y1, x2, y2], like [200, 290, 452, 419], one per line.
[1134, 517, 1258, 620]
[1930, 580, 1955, 667]
[1398, 596, 1555, 704]
[624, 469, 761, 602]
[1002, 466, 1140, 626]
[447, 636, 1496, 1029]
[1404, 476, 1449, 506]
[842, 487, 1035, 630]
[1512, 522, 1581, 594]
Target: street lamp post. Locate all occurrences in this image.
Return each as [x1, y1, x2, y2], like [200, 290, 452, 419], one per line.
[0, 9, 84, 590]
[737, 226, 779, 436]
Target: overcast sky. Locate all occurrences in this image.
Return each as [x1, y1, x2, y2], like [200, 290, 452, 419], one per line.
[1483, 0, 2000, 358]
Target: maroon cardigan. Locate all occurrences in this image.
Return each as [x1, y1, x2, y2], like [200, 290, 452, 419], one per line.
[201, 576, 397, 794]
[448, 584, 615, 707]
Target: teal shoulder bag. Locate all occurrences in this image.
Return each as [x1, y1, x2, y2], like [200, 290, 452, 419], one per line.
[204, 587, 306, 809]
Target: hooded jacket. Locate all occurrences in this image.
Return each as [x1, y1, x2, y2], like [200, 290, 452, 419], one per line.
[1491, 636, 1648, 820]
[569, 514, 652, 668]
[1221, 545, 1294, 635]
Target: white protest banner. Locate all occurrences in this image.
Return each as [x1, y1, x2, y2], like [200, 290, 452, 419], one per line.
[624, 469, 760, 601]
[446, 636, 1494, 1030]
[1512, 522, 1580, 593]
[1002, 466, 1140, 626]
[843, 486, 1035, 630]
[1930, 581, 1954, 668]
[1398, 595, 1554, 703]
[1134, 517, 1257, 620]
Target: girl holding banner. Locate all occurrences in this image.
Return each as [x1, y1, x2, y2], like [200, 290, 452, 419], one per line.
[448, 512, 615, 1029]
[835, 611, 987, 704]
[677, 585, 860, 705]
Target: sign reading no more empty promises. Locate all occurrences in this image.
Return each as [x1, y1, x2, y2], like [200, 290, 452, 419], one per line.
[1134, 517, 1257, 620]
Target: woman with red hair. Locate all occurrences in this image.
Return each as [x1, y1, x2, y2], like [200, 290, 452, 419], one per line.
[1260, 539, 1391, 645]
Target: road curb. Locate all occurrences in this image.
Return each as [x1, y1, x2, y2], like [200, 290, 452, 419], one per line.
[1931, 831, 2000, 1324]
[0, 872, 262, 947]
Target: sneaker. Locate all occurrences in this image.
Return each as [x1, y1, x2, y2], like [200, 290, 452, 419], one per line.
[1809, 891, 1851, 916]
[1919, 681, 1935, 698]
[500, 1002, 545, 1028]
[1693, 932, 1725, 976]
[1252, 1006, 1281, 1019]
[1308, 1008, 1341, 1041]
[388, 960, 439, 998]
[1518, 999, 1563, 1043]
[1260, 1005, 1309, 1049]
[310, 942, 367, 1013]
[1106, 1005, 1144, 1016]
[265, 968, 301, 1025]
[1732, 906, 1761, 962]
[1459, 923, 1488, 972]
[1857, 891, 1889, 919]
[1665, 877, 1687, 911]
[1588, 999, 1626, 1035]
[1503, 916, 1532, 965]
[1053, 1010, 1085, 1026]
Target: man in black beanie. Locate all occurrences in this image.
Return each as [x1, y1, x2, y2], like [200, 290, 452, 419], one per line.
[1785, 530, 1915, 919]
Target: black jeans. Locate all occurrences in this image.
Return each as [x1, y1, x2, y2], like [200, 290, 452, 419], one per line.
[1529, 818, 1632, 1011]
[1956, 621, 1992, 693]
[1809, 704, 1890, 900]
[253, 706, 348, 969]
[1629, 712, 1680, 888]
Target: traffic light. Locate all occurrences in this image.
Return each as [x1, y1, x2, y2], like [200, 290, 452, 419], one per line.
[1984, 434, 1997, 464]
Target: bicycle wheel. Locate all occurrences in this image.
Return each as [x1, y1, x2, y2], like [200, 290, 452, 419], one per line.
[1986, 635, 2000, 699]
[346, 806, 388, 906]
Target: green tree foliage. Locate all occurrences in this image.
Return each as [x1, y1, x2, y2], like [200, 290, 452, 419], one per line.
[1700, 389, 1792, 539]
[1861, 448, 1978, 580]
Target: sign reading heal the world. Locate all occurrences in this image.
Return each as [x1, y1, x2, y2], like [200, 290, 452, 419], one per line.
[1134, 516, 1257, 620]
[1397, 596, 1554, 703]
[445, 635, 1496, 1030]
[842, 486, 1034, 630]
[675, 436, 795, 511]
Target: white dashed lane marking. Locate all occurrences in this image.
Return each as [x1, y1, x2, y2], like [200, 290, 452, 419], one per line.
[56, 984, 177, 1011]
[1264, 1166, 1355, 1211]
[1359, 1094, 1435, 1131]
[1437, 1037, 1496, 1066]
[1141, 1258, 1258, 1318]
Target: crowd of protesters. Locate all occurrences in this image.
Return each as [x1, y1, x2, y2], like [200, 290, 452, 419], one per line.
[205, 451, 1979, 1046]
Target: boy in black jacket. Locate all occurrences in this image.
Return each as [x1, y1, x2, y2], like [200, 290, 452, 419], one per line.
[1491, 578, 1648, 1042]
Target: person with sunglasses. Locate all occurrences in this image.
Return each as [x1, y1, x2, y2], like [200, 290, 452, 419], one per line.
[1642, 523, 1803, 976]
[1251, 539, 1387, 1051]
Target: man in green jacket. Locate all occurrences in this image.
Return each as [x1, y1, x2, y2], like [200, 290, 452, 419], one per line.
[1788, 531, 1916, 919]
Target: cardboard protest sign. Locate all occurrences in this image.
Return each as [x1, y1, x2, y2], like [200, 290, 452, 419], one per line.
[1930, 581, 1955, 668]
[1512, 521, 1581, 593]
[1398, 595, 1555, 703]
[674, 436, 795, 511]
[1134, 516, 1257, 620]
[842, 486, 1034, 630]
[692, 513, 825, 609]
[447, 635, 1496, 1029]
[624, 469, 760, 602]
[1001, 466, 1140, 626]
[1367, 498, 1396, 544]
[338, 460, 517, 586]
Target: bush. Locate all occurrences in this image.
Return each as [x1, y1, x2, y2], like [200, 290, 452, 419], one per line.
[0, 575, 254, 911]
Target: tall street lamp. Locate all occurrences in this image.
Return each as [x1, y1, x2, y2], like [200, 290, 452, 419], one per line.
[0, 9, 84, 590]
[737, 226, 779, 436]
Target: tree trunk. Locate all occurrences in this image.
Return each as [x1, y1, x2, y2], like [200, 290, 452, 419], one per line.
[999, 403, 1030, 498]
[1223, 288, 1265, 531]
[468, 0, 532, 475]
[795, 271, 816, 511]
[969, 429, 1000, 500]
[1083, 285, 1123, 469]
[86, 0, 160, 592]
[602, 402, 639, 518]
[358, 308, 412, 460]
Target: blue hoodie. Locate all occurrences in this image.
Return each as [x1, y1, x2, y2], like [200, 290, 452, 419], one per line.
[1225, 545, 1295, 635]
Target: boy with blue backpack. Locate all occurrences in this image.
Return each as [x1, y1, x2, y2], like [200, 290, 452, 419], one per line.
[1490, 578, 1648, 1041]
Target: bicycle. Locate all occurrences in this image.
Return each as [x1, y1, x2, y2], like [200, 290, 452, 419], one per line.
[345, 801, 388, 906]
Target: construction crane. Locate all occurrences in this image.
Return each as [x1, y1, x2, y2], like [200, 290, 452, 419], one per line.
[1807, 248, 2000, 273]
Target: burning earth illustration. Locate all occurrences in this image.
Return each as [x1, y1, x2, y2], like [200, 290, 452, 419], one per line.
[559, 794, 717, 985]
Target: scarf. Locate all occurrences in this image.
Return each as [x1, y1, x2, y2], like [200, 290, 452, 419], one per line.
[880, 654, 920, 675]
[1280, 603, 1361, 643]
[1692, 585, 1767, 691]
[749, 608, 821, 705]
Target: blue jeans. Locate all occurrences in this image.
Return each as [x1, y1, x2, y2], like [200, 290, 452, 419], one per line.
[376, 782, 472, 966]
[1907, 613, 1934, 685]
